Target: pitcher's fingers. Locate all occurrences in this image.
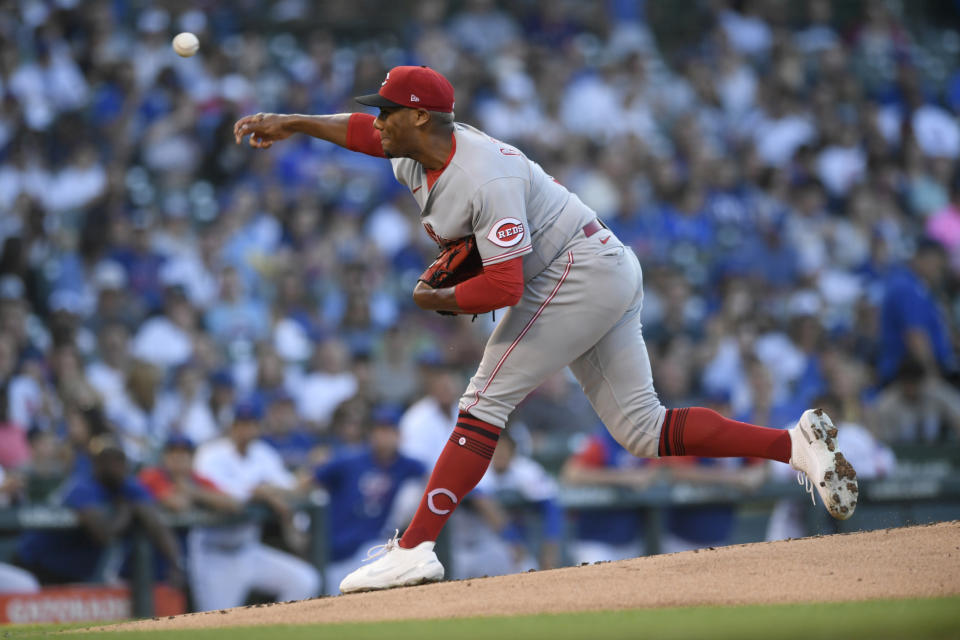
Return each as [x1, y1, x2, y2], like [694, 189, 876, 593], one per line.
[250, 135, 272, 148]
[235, 122, 255, 144]
[233, 121, 248, 143]
[233, 116, 253, 136]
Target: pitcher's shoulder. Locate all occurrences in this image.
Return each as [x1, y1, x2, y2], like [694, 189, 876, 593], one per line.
[452, 124, 529, 180]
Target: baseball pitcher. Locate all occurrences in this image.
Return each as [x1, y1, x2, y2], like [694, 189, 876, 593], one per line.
[234, 65, 858, 593]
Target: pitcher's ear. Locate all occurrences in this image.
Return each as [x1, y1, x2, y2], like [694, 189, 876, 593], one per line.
[413, 108, 432, 128]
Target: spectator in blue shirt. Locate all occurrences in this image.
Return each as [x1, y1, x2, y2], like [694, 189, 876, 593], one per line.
[313, 409, 426, 594]
[15, 435, 184, 586]
[879, 240, 956, 384]
[261, 391, 321, 471]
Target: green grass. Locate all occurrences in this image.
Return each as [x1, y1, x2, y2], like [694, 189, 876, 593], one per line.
[4, 597, 959, 640]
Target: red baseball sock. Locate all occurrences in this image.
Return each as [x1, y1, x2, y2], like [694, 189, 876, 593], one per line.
[399, 412, 499, 549]
[658, 407, 791, 462]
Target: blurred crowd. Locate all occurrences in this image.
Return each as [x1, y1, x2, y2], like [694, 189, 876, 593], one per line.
[1, 0, 960, 612]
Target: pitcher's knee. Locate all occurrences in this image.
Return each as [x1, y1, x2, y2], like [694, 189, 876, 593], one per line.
[607, 401, 665, 458]
[457, 393, 511, 429]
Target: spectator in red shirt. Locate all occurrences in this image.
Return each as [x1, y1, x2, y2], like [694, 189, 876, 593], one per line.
[138, 436, 240, 514]
[138, 436, 241, 607]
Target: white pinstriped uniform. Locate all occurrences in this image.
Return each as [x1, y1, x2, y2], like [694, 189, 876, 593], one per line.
[392, 124, 666, 457]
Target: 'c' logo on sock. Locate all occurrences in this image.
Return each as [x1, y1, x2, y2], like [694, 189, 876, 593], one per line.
[427, 488, 458, 515]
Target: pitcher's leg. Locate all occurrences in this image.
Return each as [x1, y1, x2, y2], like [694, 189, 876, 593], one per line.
[571, 308, 862, 517]
[399, 412, 500, 548]
[571, 304, 791, 462]
[658, 407, 790, 461]
[402, 251, 633, 549]
[569, 304, 666, 458]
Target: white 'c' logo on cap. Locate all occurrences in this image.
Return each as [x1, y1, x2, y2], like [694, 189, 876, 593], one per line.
[381, 72, 390, 86]
[427, 488, 458, 515]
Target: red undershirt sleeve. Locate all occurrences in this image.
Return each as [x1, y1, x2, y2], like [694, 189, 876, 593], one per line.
[345, 113, 386, 158]
[454, 255, 524, 314]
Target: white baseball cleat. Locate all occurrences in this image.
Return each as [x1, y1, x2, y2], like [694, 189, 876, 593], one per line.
[789, 408, 859, 520]
[339, 531, 444, 594]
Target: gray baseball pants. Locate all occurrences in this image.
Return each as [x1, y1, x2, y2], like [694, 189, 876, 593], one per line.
[459, 229, 666, 457]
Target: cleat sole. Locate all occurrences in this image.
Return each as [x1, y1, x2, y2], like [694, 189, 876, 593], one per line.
[804, 410, 858, 520]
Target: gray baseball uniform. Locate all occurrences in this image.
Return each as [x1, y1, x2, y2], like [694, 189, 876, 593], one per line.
[394, 123, 666, 457]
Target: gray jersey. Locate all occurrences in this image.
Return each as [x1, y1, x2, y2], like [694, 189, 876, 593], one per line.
[391, 123, 595, 281]
[394, 122, 665, 455]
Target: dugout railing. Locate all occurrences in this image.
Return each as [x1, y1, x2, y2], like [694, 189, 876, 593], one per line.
[1, 473, 959, 618]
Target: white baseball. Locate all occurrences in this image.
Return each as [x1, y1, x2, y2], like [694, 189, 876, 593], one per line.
[172, 32, 199, 57]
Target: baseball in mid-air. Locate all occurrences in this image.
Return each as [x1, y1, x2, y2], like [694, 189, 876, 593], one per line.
[172, 32, 199, 57]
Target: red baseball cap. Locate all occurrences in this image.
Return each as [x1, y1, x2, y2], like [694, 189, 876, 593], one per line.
[355, 65, 455, 113]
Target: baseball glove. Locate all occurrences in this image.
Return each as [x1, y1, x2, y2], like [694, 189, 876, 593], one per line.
[419, 235, 483, 315]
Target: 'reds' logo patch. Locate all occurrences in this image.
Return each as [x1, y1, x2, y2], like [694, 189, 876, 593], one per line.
[487, 218, 525, 248]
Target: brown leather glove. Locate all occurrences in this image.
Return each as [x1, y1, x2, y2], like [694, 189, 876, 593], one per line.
[418, 236, 483, 315]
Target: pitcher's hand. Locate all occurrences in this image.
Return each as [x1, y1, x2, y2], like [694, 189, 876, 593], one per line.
[233, 113, 293, 149]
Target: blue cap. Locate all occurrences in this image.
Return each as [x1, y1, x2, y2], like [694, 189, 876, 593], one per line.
[234, 397, 264, 422]
[370, 404, 403, 428]
[164, 434, 195, 451]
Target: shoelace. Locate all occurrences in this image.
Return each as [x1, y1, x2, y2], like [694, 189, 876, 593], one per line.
[363, 529, 400, 562]
[797, 471, 816, 505]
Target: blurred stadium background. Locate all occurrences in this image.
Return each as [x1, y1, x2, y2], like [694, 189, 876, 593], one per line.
[0, 0, 959, 624]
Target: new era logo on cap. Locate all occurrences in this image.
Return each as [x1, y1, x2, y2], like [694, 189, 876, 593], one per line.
[355, 66, 455, 113]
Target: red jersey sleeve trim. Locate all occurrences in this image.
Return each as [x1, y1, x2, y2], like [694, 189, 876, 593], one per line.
[346, 113, 386, 158]
[454, 256, 524, 314]
[481, 243, 533, 265]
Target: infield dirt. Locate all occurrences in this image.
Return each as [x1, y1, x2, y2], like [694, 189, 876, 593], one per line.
[105, 520, 960, 631]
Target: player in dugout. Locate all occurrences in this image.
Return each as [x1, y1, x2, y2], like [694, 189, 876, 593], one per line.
[233, 65, 859, 593]
[15, 435, 185, 587]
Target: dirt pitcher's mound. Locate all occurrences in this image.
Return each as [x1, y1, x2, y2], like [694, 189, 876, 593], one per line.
[108, 521, 960, 631]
